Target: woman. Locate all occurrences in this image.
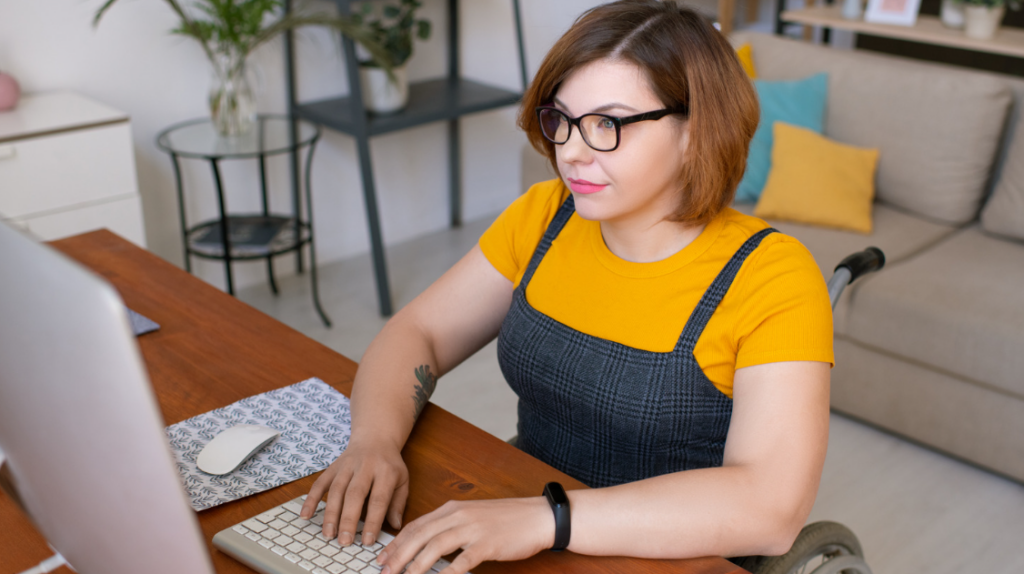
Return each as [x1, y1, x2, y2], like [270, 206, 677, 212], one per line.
[301, 1, 834, 573]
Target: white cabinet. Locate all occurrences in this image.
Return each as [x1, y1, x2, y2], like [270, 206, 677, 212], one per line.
[0, 92, 145, 246]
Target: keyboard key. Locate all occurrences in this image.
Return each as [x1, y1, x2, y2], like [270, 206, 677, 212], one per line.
[311, 515, 325, 526]
[433, 559, 452, 571]
[232, 525, 249, 535]
[333, 552, 352, 564]
[362, 564, 382, 574]
[258, 539, 274, 549]
[305, 524, 322, 535]
[319, 546, 340, 558]
[307, 539, 326, 550]
[314, 568, 331, 574]
[263, 528, 282, 540]
[275, 534, 294, 546]
[280, 511, 299, 522]
[288, 542, 306, 554]
[245, 531, 262, 542]
[299, 560, 316, 571]
[256, 513, 277, 523]
[295, 532, 314, 543]
[343, 545, 361, 555]
[285, 553, 302, 564]
[356, 550, 377, 562]
[348, 559, 368, 571]
[328, 539, 342, 549]
[269, 519, 289, 531]
[326, 564, 346, 574]
[301, 549, 321, 561]
[272, 546, 288, 556]
[243, 519, 268, 533]
[371, 542, 384, 551]
[284, 501, 305, 515]
[313, 556, 333, 567]
[282, 525, 302, 537]
[266, 506, 286, 517]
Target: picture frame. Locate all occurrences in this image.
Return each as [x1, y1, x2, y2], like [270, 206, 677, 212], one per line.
[864, 0, 923, 26]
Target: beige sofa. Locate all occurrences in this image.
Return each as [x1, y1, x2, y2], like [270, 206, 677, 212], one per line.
[728, 32, 1024, 483]
[519, 31, 1024, 482]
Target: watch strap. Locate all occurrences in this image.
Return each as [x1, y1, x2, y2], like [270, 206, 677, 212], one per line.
[543, 482, 571, 551]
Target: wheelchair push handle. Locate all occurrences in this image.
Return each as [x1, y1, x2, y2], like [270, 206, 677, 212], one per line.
[835, 247, 885, 283]
[827, 247, 885, 310]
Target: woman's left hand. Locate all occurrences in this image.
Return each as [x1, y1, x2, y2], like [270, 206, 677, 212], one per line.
[376, 496, 555, 574]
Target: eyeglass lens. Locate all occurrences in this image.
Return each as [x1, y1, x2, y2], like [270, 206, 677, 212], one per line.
[538, 108, 619, 151]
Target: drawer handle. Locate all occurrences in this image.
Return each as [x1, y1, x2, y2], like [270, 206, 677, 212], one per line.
[0, 144, 15, 160]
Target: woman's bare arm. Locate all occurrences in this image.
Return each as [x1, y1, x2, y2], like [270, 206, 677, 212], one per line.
[301, 245, 513, 546]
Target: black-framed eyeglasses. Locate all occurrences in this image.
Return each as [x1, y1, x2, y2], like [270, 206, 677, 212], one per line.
[535, 106, 688, 152]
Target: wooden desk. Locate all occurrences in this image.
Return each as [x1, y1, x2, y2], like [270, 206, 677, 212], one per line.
[0, 230, 744, 574]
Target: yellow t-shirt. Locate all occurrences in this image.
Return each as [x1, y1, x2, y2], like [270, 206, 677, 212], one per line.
[479, 179, 834, 398]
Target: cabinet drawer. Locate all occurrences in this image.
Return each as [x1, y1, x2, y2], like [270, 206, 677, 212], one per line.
[7, 194, 146, 247]
[0, 122, 138, 219]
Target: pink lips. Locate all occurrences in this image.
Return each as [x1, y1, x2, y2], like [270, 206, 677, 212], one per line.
[567, 178, 607, 194]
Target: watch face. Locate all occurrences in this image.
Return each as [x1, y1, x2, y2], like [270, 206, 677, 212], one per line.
[544, 482, 569, 506]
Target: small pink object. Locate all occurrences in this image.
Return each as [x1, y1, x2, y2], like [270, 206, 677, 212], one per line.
[0, 71, 21, 111]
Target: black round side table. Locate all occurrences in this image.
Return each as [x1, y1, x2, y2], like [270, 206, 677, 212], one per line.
[156, 115, 330, 327]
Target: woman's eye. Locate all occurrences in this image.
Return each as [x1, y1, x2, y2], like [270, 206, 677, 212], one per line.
[599, 118, 615, 130]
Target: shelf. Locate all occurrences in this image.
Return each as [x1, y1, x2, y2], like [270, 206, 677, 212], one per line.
[295, 77, 522, 137]
[187, 215, 311, 260]
[782, 5, 1024, 58]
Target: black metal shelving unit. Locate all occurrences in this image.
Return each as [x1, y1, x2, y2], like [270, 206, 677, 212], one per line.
[284, 0, 528, 316]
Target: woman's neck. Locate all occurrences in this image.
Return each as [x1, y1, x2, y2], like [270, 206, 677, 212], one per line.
[599, 216, 705, 263]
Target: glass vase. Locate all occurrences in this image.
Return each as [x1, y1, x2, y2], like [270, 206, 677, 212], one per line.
[209, 50, 256, 137]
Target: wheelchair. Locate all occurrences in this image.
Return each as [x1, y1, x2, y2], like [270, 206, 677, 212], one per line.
[510, 247, 885, 574]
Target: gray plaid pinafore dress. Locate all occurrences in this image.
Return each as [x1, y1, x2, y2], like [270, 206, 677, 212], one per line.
[498, 195, 777, 487]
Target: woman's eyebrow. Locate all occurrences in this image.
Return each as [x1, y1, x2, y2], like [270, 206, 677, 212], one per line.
[552, 97, 640, 114]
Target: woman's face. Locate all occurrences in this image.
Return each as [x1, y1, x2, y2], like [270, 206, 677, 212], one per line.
[552, 58, 690, 226]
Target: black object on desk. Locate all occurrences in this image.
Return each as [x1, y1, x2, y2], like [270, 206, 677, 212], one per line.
[283, 0, 529, 316]
[156, 115, 331, 327]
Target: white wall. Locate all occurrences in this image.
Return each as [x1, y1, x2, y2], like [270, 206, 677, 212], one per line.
[0, 0, 603, 291]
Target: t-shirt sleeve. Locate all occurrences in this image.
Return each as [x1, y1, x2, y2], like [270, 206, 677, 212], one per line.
[732, 237, 835, 370]
[478, 179, 568, 286]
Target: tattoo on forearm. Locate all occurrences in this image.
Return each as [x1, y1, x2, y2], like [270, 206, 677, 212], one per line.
[411, 365, 437, 420]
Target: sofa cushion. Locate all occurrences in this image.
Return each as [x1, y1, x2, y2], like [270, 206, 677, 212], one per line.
[736, 73, 829, 202]
[733, 201, 958, 277]
[845, 226, 1024, 399]
[733, 200, 959, 333]
[755, 122, 879, 234]
[730, 32, 1012, 225]
[981, 93, 1024, 241]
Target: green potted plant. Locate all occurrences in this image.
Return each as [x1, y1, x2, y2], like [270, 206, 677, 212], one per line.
[351, 0, 432, 114]
[93, 0, 391, 136]
[957, 0, 1022, 39]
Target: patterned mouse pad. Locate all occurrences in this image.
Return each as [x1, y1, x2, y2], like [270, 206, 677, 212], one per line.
[165, 378, 351, 511]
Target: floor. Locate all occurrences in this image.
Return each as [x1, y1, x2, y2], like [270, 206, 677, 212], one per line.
[238, 214, 1024, 573]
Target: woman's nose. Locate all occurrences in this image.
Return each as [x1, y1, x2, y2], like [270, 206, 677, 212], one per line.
[558, 125, 593, 164]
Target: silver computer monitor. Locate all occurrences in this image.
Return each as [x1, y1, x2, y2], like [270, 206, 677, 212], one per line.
[0, 221, 214, 574]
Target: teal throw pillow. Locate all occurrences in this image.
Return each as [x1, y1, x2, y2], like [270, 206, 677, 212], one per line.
[735, 73, 828, 203]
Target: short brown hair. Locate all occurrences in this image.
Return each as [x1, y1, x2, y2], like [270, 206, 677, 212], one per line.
[518, 0, 759, 226]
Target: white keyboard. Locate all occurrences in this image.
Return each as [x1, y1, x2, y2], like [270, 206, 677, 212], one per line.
[213, 496, 460, 574]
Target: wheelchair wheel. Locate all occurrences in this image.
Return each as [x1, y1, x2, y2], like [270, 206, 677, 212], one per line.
[740, 521, 872, 574]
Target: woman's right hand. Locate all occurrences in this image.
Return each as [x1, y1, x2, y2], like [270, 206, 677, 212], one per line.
[300, 436, 409, 547]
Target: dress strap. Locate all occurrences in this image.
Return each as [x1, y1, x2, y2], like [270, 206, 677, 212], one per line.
[519, 194, 576, 289]
[675, 227, 778, 353]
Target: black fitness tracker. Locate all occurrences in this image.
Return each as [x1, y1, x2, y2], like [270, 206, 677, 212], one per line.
[543, 481, 571, 551]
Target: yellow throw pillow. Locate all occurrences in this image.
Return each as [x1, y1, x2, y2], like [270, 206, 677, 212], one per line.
[737, 43, 757, 79]
[755, 122, 879, 234]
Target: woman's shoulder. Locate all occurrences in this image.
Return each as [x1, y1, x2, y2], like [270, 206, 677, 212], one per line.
[716, 206, 818, 270]
[478, 179, 570, 283]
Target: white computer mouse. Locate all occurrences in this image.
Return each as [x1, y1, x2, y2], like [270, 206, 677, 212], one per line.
[196, 424, 280, 476]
